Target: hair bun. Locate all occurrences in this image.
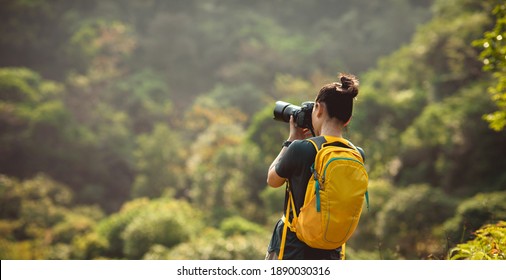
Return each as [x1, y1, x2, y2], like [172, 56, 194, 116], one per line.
[340, 76, 352, 89]
[339, 74, 359, 98]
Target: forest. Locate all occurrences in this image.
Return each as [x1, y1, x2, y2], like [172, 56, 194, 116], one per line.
[0, 0, 505, 260]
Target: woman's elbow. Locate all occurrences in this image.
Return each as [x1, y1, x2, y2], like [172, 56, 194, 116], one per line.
[267, 178, 282, 188]
[267, 170, 284, 188]
[266, 177, 276, 188]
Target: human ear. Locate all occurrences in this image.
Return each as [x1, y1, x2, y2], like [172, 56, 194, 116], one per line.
[316, 102, 325, 117]
[343, 116, 352, 127]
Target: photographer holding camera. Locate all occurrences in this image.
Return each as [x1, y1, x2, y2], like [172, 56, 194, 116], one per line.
[265, 73, 364, 260]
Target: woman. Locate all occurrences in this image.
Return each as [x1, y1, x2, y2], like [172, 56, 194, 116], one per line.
[265, 73, 360, 260]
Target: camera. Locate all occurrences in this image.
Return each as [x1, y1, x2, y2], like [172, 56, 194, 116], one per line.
[273, 101, 314, 129]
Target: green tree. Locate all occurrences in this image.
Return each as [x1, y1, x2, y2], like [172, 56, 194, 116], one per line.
[353, 0, 506, 195]
[111, 69, 173, 134]
[0, 174, 104, 260]
[184, 93, 268, 223]
[131, 123, 186, 199]
[219, 216, 267, 237]
[95, 198, 150, 258]
[157, 228, 269, 260]
[46, 205, 105, 260]
[188, 129, 264, 223]
[473, 2, 506, 131]
[64, 20, 140, 210]
[346, 179, 396, 259]
[96, 197, 203, 259]
[121, 202, 202, 259]
[440, 191, 506, 246]
[398, 83, 506, 193]
[0, 0, 97, 79]
[376, 184, 457, 259]
[0, 67, 79, 180]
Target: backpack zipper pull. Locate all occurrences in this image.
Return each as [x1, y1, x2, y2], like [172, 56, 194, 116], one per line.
[365, 190, 370, 211]
[312, 163, 322, 212]
[315, 179, 321, 212]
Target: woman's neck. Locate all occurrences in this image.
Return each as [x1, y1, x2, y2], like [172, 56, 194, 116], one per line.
[319, 119, 343, 138]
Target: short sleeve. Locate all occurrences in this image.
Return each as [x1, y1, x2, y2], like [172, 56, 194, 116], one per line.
[275, 143, 294, 178]
[275, 140, 310, 178]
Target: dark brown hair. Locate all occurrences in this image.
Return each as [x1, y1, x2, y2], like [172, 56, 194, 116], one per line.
[315, 73, 359, 123]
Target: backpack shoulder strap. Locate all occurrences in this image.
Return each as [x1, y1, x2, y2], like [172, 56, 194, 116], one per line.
[328, 139, 366, 163]
[306, 136, 326, 152]
[344, 139, 365, 162]
[356, 146, 366, 162]
[279, 184, 298, 260]
[306, 136, 326, 179]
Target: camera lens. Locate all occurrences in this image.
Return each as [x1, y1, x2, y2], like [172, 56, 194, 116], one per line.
[273, 101, 301, 122]
[273, 100, 315, 136]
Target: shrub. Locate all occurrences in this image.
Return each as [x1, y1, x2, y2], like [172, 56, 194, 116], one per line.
[448, 221, 506, 260]
[441, 191, 506, 246]
[376, 184, 457, 259]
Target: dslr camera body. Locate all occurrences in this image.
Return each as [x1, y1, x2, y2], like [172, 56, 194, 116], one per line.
[273, 101, 315, 130]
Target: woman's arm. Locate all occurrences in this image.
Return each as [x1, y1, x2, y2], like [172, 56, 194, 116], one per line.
[266, 116, 311, 188]
[267, 146, 289, 188]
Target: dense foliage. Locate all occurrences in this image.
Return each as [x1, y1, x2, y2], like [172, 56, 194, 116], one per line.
[449, 221, 506, 260]
[1, 0, 505, 260]
[474, 3, 506, 131]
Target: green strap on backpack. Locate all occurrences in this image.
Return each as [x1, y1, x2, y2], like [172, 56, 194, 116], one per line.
[278, 136, 369, 260]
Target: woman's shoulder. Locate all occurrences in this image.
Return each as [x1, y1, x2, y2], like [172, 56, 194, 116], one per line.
[290, 138, 320, 155]
[293, 136, 324, 148]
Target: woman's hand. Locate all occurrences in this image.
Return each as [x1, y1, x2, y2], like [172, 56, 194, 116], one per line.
[287, 115, 312, 141]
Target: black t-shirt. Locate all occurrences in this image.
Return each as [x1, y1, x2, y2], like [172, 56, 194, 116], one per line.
[276, 139, 316, 215]
[267, 136, 341, 260]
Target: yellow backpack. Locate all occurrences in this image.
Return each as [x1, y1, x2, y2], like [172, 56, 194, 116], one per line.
[279, 136, 369, 259]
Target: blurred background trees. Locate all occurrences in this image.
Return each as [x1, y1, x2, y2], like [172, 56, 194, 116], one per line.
[1, 0, 505, 259]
